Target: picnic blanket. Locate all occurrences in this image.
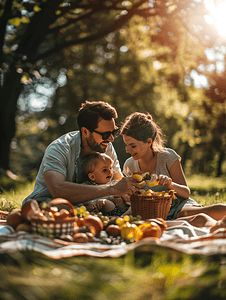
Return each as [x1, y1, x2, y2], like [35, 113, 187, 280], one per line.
[1, 211, 226, 259]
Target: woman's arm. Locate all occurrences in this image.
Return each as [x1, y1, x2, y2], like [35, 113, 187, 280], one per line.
[158, 159, 190, 199]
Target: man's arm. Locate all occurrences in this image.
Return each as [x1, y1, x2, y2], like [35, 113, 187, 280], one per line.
[112, 171, 123, 180]
[44, 170, 140, 205]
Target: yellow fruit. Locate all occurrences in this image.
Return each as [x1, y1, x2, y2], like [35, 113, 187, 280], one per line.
[116, 217, 124, 227]
[141, 172, 151, 180]
[142, 189, 154, 196]
[132, 174, 143, 182]
[121, 222, 138, 240]
[138, 180, 146, 186]
[155, 192, 164, 196]
[146, 179, 159, 187]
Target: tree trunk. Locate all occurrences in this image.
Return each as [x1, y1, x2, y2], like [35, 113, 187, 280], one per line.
[0, 66, 22, 170]
[216, 149, 224, 177]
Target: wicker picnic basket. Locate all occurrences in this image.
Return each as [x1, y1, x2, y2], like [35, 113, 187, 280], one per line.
[130, 190, 176, 220]
[31, 199, 77, 238]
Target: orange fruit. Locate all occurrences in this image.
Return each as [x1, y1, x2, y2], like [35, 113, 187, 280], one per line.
[141, 223, 162, 239]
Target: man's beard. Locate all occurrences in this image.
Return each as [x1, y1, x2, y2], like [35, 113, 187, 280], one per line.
[86, 136, 107, 153]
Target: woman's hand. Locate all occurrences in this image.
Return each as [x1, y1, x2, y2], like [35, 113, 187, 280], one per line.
[158, 175, 173, 189]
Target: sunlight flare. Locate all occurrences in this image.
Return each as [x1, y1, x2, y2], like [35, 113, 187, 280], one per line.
[205, 0, 226, 39]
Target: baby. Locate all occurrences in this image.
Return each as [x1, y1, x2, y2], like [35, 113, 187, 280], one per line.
[81, 153, 128, 216]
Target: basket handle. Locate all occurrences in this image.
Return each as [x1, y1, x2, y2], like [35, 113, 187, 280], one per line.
[47, 198, 76, 216]
[168, 190, 177, 199]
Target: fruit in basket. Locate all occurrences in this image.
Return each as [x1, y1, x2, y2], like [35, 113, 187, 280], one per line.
[6, 209, 23, 229]
[146, 178, 159, 187]
[21, 199, 41, 223]
[141, 189, 155, 196]
[47, 198, 76, 217]
[56, 209, 70, 219]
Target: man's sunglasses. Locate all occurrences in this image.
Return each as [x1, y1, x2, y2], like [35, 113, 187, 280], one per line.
[92, 128, 119, 140]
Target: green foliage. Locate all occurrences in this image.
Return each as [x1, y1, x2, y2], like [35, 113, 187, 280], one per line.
[1, 0, 226, 177]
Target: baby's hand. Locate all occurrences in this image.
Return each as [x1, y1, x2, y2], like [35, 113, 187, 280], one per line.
[111, 196, 127, 210]
[96, 199, 106, 210]
[85, 201, 97, 212]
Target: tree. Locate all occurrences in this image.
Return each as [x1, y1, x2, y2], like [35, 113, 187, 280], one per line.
[0, 0, 223, 172]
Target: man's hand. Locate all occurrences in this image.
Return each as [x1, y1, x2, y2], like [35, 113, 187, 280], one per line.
[110, 177, 141, 196]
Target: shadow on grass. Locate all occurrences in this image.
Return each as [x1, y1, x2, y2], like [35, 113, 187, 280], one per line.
[1, 249, 226, 300]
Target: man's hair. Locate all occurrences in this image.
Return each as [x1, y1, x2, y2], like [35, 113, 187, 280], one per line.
[82, 153, 113, 175]
[77, 101, 118, 131]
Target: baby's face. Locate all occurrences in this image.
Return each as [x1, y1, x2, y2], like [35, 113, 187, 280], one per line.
[91, 159, 113, 184]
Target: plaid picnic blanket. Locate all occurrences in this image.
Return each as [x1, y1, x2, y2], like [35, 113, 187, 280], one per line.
[1, 211, 226, 258]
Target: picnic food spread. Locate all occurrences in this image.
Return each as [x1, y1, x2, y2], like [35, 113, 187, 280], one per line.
[6, 198, 167, 245]
[5, 172, 175, 244]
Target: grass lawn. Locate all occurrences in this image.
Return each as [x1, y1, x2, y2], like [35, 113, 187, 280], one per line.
[0, 174, 226, 300]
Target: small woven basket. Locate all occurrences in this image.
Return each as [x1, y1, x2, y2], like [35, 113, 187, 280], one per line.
[31, 217, 76, 238]
[130, 191, 175, 220]
[31, 199, 76, 238]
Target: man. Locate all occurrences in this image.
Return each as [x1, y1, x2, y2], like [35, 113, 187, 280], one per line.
[22, 101, 139, 206]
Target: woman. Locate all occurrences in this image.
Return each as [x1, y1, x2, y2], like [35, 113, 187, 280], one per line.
[120, 112, 226, 224]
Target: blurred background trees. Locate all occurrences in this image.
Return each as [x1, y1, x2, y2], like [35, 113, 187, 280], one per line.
[0, 0, 226, 180]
